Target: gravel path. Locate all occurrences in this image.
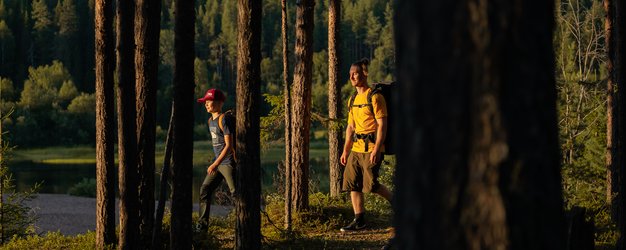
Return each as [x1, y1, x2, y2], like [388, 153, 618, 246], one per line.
[24, 194, 232, 236]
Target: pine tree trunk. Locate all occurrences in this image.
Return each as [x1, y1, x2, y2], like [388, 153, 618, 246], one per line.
[327, 0, 342, 198]
[281, 0, 293, 231]
[235, 0, 262, 248]
[170, 0, 195, 248]
[291, 0, 315, 212]
[393, 1, 565, 249]
[605, 0, 619, 211]
[116, 0, 139, 248]
[152, 104, 174, 248]
[95, 0, 116, 248]
[134, 0, 160, 248]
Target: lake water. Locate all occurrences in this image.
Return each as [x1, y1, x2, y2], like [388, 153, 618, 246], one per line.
[8, 158, 330, 202]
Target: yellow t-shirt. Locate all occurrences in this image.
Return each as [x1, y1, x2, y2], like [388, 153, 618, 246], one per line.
[347, 88, 387, 153]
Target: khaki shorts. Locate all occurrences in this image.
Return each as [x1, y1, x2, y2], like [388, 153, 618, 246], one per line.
[342, 151, 381, 193]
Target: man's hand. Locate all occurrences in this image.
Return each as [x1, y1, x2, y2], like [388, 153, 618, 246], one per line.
[207, 165, 217, 175]
[369, 150, 380, 164]
[340, 151, 349, 166]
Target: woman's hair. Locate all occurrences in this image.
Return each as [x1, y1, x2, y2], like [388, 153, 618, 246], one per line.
[351, 58, 370, 76]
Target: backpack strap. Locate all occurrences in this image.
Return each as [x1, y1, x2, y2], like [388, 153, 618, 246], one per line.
[207, 111, 236, 161]
[366, 88, 382, 114]
[218, 110, 236, 162]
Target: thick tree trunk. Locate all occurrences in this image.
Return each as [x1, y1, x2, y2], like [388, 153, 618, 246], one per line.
[611, 1, 626, 250]
[170, 0, 195, 248]
[235, 0, 262, 248]
[115, 0, 139, 248]
[134, 0, 160, 248]
[291, 0, 315, 212]
[95, 0, 116, 248]
[327, 0, 342, 198]
[281, 0, 293, 231]
[393, 1, 565, 249]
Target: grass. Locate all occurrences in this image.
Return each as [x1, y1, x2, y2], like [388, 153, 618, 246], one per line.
[9, 140, 330, 166]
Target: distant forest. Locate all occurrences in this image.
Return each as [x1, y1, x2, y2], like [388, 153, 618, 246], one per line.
[0, 0, 394, 148]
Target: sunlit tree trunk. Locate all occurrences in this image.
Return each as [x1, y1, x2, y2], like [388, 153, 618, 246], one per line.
[605, 0, 619, 213]
[393, 1, 566, 249]
[116, 0, 139, 248]
[234, 0, 262, 248]
[95, 0, 116, 248]
[134, 0, 160, 247]
[327, 0, 342, 198]
[281, 0, 293, 231]
[170, 0, 195, 248]
[291, 0, 315, 212]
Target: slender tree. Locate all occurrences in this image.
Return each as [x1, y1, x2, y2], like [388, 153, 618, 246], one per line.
[235, 0, 262, 248]
[95, 0, 116, 248]
[116, 0, 139, 248]
[291, 0, 315, 212]
[606, 0, 616, 204]
[281, 0, 292, 231]
[327, 0, 341, 197]
[134, 0, 161, 247]
[393, 1, 565, 249]
[153, 104, 174, 248]
[170, 0, 195, 247]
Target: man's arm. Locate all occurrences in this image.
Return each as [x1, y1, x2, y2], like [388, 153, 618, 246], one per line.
[372, 117, 386, 154]
[340, 123, 355, 165]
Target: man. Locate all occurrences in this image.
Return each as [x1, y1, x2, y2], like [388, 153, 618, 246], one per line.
[196, 88, 236, 231]
[340, 58, 393, 232]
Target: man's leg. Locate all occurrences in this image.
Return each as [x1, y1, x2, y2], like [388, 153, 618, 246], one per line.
[374, 184, 392, 202]
[341, 152, 367, 232]
[351, 191, 365, 214]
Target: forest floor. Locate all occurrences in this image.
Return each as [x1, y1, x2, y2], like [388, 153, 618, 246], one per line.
[25, 193, 393, 249]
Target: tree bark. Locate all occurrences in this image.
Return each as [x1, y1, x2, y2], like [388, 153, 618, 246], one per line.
[327, 0, 342, 198]
[393, 1, 566, 249]
[291, 0, 315, 212]
[134, 0, 160, 248]
[605, 0, 619, 213]
[610, 1, 626, 249]
[170, 0, 195, 248]
[152, 104, 174, 248]
[116, 0, 139, 248]
[281, 0, 293, 231]
[235, 0, 262, 248]
[95, 0, 116, 248]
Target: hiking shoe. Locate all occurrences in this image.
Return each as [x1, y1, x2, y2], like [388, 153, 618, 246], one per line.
[340, 219, 366, 232]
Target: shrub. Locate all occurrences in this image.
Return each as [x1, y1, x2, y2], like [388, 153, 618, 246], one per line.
[67, 178, 96, 198]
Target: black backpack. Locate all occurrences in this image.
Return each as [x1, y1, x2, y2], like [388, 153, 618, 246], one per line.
[348, 81, 395, 155]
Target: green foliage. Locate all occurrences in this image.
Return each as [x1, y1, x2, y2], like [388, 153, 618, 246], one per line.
[0, 20, 15, 76]
[260, 93, 285, 150]
[0, 126, 39, 244]
[66, 93, 94, 114]
[19, 61, 74, 109]
[67, 178, 95, 198]
[555, 0, 615, 246]
[0, 231, 109, 250]
[0, 78, 14, 101]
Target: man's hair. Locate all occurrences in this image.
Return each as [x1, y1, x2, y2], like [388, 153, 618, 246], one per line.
[350, 58, 370, 76]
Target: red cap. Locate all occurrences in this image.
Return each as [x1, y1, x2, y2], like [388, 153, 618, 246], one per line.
[197, 88, 225, 103]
